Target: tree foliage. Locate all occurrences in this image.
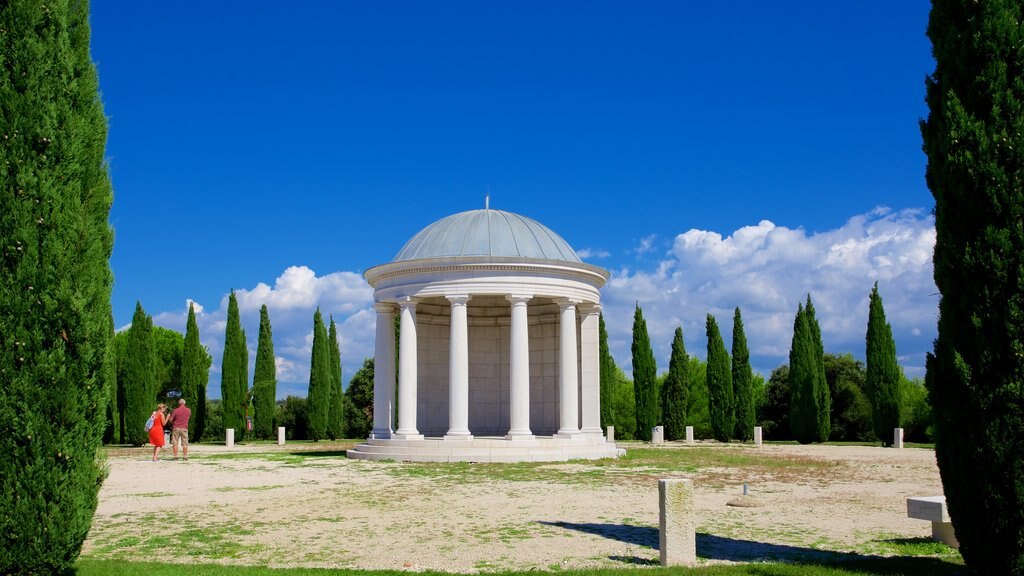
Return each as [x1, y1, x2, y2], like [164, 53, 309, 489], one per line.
[686, 356, 711, 438]
[922, 1, 1024, 571]
[252, 305, 276, 440]
[865, 283, 901, 446]
[631, 304, 658, 441]
[220, 291, 246, 441]
[307, 308, 331, 441]
[661, 327, 689, 441]
[706, 314, 734, 442]
[345, 357, 374, 439]
[327, 316, 345, 440]
[124, 302, 156, 447]
[181, 302, 211, 442]
[0, 0, 115, 568]
[824, 354, 873, 442]
[804, 296, 831, 442]
[788, 303, 819, 444]
[731, 307, 755, 441]
[599, 314, 615, 431]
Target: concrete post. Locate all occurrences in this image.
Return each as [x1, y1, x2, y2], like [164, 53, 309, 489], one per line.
[659, 479, 696, 566]
[685, 426, 694, 444]
[894, 427, 904, 449]
[606, 426, 615, 443]
[652, 425, 664, 445]
[753, 426, 762, 446]
[277, 426, 285, 445]
[226, 428, 235, 448]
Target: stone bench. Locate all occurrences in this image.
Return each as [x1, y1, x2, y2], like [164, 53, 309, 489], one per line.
[906, 495, 958, 548]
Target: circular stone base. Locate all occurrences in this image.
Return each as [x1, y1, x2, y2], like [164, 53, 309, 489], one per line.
[346, 435, 623, 463]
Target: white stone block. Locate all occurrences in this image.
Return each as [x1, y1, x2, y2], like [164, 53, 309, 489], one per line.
[907, 496, 958, 548]
[753, 426, 762, 446]
[277, 427, 285, 445]
[685, 426, 694, 444]
[659, 478, 696, 566]
[894, 427, 904, 449]
[226, 428, 235, 448]
[652, 426, 664, 445]
[607, 426, 615, 443]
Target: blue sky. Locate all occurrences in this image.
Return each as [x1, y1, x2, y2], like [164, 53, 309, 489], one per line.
[91, 2, 937, 398]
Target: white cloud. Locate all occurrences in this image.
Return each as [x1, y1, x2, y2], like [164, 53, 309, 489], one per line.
[633, 234, 658, 255]
[577, 247, 611, 260]
[601, 208, 937, 379]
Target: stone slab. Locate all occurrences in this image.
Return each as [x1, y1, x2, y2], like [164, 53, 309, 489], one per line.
[907, 496, 949, 522]
[652, 426, 664, 445]
[225, 428, 235, 448]
[685, 426, 694, 444]
[607, 426, 615, 443]
[894, 427, 904, 449]
[659, 478, 696, 566]
[277, 427, 286, 446]
[753, 426, 762, 446]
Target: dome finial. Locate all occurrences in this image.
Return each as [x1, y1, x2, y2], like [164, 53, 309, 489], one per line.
[485, 187, 490, 210]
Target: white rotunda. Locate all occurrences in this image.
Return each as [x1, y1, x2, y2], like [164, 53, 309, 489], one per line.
[347, 207, 622, 462]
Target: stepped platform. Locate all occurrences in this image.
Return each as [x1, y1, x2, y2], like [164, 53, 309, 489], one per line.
[347, 435, 624, 463]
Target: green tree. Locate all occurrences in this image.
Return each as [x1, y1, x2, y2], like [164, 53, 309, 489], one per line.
[661, 327, 689, 441]
[824, 353, 873, 442]
[900, 376, 932, 443]
[608, 363, 637, 440]
[599, 314, 615, 431]
[327, 316, 345, 440]
[345, 358, 374, 439]
[152, 326, 183, 400]
[124, 303, 157, 447]
[631, 304, 658, 441]
[804, 295, 831, 442]
[0, 7, 116, 567]
[922, 2, 1024, 570]
[181, 302, 211, 442]
[788, 303, 819, 444]
[239, 327, 249, 441]
[706, 314, 734, 442]
[731, 307, 755, 441]
[307, 308, 331, 441]
[220, 291, 245, 440]
[865, 283, 901, 446]
[686, 356, 711, 438]
[276, 396, 308, 440]
[252, 305, 276, 440]
[759, 365, 790, 440]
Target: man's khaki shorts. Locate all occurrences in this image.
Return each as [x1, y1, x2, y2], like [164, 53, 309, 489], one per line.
[172, 428, 189, 449]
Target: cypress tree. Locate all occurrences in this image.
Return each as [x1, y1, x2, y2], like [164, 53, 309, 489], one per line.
[124, 302, 157, 446]
[661, 327, 689, 441]
[599, 314, 615, 431]
[327, 316, 345, 440]
[865, 283, 901, 446]
[922, 1, 1024, 570]
[804, 295, 831, 442]
[788, 304, 818, 444]
[0, 4, 115, 569]
[181, 302, 210, 442]
[252, 305, 276, 440]
[706, 314, 734, 442]
[220, 291, 244, 439]
[239, 327, 249, 442]
[631, 304, 657, 441]
[307, 308, 331, 441]
[732, 307, 755, 441]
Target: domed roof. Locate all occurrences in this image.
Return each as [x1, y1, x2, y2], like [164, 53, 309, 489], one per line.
[394, 209, 581, 263]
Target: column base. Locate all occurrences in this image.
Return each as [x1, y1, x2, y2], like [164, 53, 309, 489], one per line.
[580, 427, 604, 437]
[556, 429, 583, 439]
[392, 431, 424, 440]
[506, 431, 535, 441]
[369, 429, 393, 440]
[443, 432, 474, 441]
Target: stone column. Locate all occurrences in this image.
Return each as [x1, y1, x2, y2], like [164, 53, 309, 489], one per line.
[225, 428, 235, 448]
[277, 426, 286, 445]
[506, 295, 533, 439]
[659, 478, 697, 566]
[894, 427, 904, 449]
[370, 302, 396, 439]
[578, 303, 602, 436]
[445, 295, 472, 440]
[394, 299, 423, 440]
[753, 426, 762, 446]
[685, 426, 694, 444]
[556, 299, 580, 437]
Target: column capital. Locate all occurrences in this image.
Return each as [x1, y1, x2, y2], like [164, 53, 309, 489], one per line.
[553, 297, 583, 310]
[373, 301, 396, 314]
[445, 294, 472, 306]
[505, 294, 533, 305]
[578, 302, 603, 316]
[397, 296, 418, 310]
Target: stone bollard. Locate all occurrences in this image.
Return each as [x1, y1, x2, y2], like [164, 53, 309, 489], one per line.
[659, 479, 696, 566]
[894, 428, 904, 449]
[754, 426, 762, 446]
[685, 426, 694, 444]
[652, 426, 665, 445]
[277, 426, 286, 446]
[606, 426, 615, 443]
[226, 428, 235, 448]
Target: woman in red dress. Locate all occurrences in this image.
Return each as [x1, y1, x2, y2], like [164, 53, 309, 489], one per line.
[149, 403, 167, 461]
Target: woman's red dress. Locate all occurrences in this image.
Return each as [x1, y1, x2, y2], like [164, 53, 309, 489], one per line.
[148, 412, 165, 447]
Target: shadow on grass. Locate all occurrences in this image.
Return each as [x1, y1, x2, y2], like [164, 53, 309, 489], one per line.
[540, 521, 965, 575]
[288, 450, 351, 458]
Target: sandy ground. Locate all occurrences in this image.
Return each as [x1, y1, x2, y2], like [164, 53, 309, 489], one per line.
[82, 441, 948, 572]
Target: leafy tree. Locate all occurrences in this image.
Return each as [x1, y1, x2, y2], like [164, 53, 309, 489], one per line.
[599, 315, 615, 431]
[181, 302, 211, 442]
[345, 358, 374, 439]
[900, 376, 932, 443]
[631, 304, 658, 441]
[923, 1, 1024, 570]
[731, 307, 755, 441]
[661, 327, 689, 441]
[327, 316, 345, 440]
[865, 283, 901, 446]
[0, 1, 116, 566]
[824, 353, 873, 442]
[788, 303, 818, 444]
[252, 305, 276, 440]
[220, 291, 245, 440]
[307, 308, 331, 441]
[804, 296, 831, 442]
[203, 399, 224, 443]
[759, 365, 791, 440]
[706, 314, 734, 442]
[152, 326, 183, 400]
[276, 396, 309, 440]
[608, 363, 637, 440]
[239, 327, 249, 441]
[124, 303, 157, 446]
[686, 356, 711, 438]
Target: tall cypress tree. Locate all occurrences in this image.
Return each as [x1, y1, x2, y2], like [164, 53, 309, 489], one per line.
[220, 291, 244, 439]
[923, 2, 1024, 570]
[661, 327, 689, 441]
[0, 4, 115, 569]
[181, 302, 210, 442]
[865, 283, 901, 446]
[238, 327, 249, 442]
[706, 314, 734, 442]
[804, 295, 830, 442]
[307, 308, 331, 441]
[327, 316, 345, 440]
[789, 304, 816, 443]
[124, 302, 157, 447]
[732, 307, 755, 441]
[599, 314, 615, 431]
[253, 305, 276, 440]
[631, 304, 657, 441]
